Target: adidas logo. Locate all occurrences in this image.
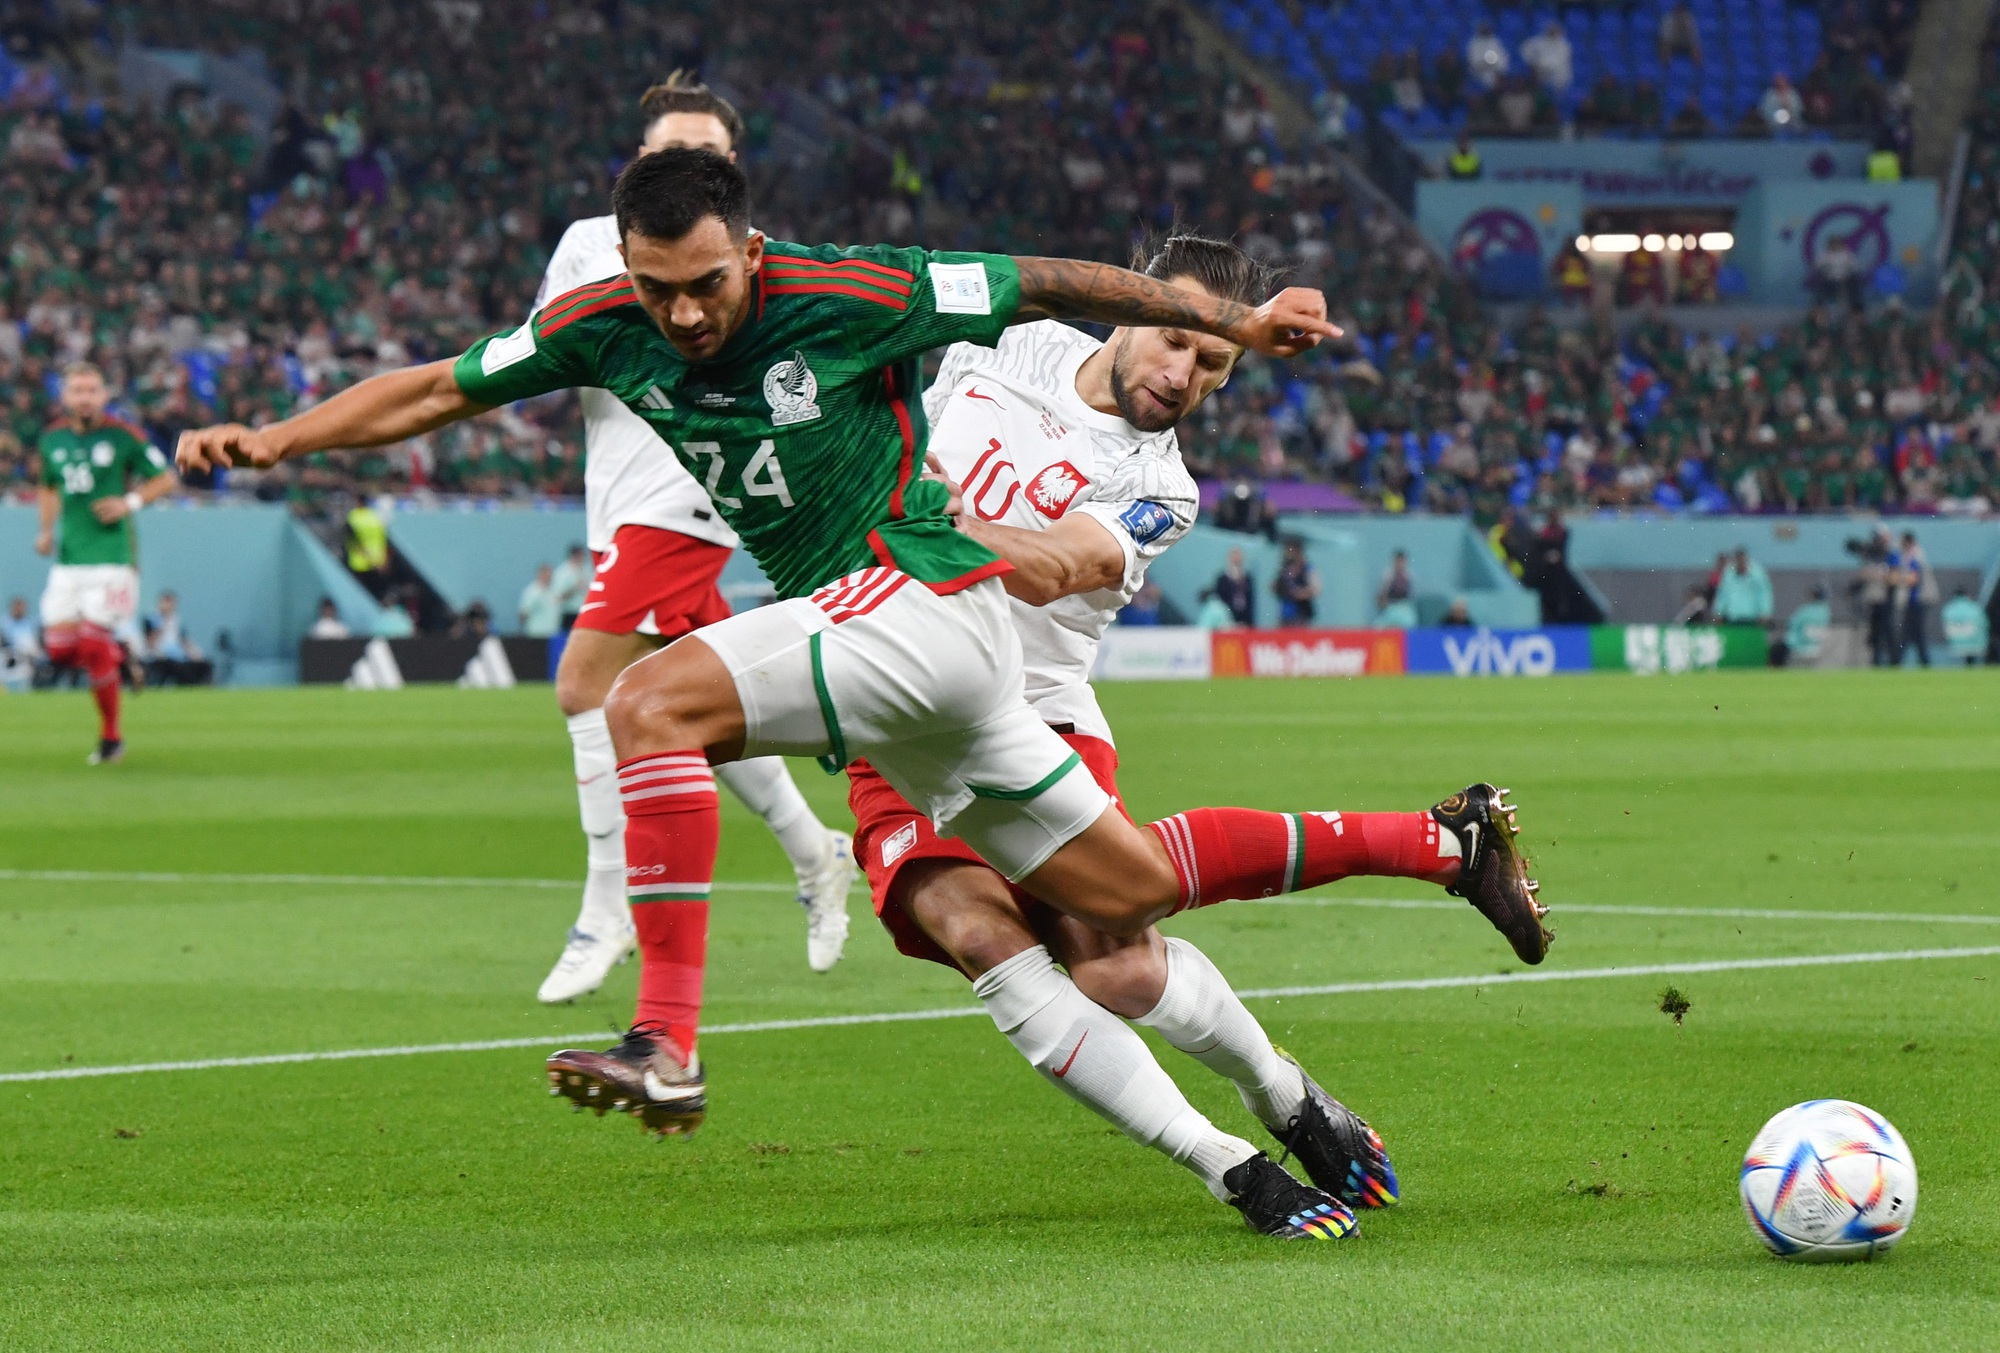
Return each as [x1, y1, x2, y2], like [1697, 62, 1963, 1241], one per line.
[344, 638, 403, 690]
[638, 386, 673, 412]
[457, 636, 517, 689]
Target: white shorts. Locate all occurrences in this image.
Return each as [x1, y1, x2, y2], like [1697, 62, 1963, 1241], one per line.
[40, 564, 138, 631]
[697, 570, 1110, 882]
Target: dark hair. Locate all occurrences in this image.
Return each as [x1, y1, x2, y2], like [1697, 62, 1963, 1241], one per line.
[613, 147, 751, 243]
[639, 70, 746, 151]
[1131, 231, 1284, 307]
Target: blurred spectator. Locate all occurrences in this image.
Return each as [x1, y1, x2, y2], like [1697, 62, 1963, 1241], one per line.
[1213, 548, 1257, 627]
[142, 590, 214, 685]
[1273, 537, 1320, 625]
[1446, 132, 1483, 180]
[452, 600, 494, 641]
[1194, 588, 1236, 629]
[1520, 21, 1573, 97]
[1441, 597, 1474, 627]
[1466, 22, 1509, 90]
[345, 502, 392, 596]
[1854, 527, 1898, 666]
[308, 598, 352, 639]
[1892, 531, 1935, 665]
[1811, 234, 1864, 309]
[1488, 508, 1533, 580]
[1759, 74, 1805, 136]
[1213, 481, 1277, 538]
[1672, 584, 1712, 625]
[551, 545, 593, 627]
[374, 589, 417, 640]
[1120, 581, 1164, 627]
[519, 564, 561, 638]
[1781, 585, 1831, 666]
[1313, 83, 1353, 148]
[1668, 98, 1711, 139]
[1942, 587, 1988, 665]
[1713, 548, 1774, 625]
[1576, 75, 1631, 132]
[3, 595, 39, 659]
[1658, 3, 1704, 66]
[1376, 549, 1417, 627]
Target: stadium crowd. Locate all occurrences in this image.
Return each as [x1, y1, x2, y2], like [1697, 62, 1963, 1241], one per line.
[0, 0, 1993, 526]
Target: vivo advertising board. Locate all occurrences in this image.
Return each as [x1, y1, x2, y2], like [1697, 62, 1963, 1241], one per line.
[1404, 627, 1594, 677]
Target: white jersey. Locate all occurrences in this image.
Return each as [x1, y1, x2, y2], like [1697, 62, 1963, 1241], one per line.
[923, 321, 1197, 746]
[535, 216, 737, 552]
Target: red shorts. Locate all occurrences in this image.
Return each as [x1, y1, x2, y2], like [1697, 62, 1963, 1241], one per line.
[573, 524, 735, 639]
[848, 731, 1128, 973]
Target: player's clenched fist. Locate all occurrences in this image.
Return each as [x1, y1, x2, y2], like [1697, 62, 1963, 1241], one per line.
[1235, 286, 1341, 359]
[176, 424, 284, 473]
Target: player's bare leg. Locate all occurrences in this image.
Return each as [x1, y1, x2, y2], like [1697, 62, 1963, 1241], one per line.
[1040, 912, 1398, 1209]
[899, 860, 1353, 1239]
[540, 627, 851, 1004]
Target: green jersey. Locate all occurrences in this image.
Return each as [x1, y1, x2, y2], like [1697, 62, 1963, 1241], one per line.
[37, 417, 168, 566]
[453, 240, 1020, 600]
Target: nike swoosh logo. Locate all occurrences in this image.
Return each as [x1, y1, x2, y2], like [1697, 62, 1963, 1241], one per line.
[577, 773, 606, 786]
[577, 602, 606, 613]
[642, 1069, 703, 1103]
[1052, 1030, 1088, 1078]
[964, 385, 1001, 405]
[1461, 822, 1479, 866]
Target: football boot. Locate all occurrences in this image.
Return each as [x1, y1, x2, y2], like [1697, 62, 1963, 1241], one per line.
[1222, 1153, 1357, 1240]
[1432, 783, 1551, 964]
[546, 1023, 706, 1136]
[1265, 1049, 1399, 1208]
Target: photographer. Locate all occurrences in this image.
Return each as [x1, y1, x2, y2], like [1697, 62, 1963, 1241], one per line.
[1846, 526, 1895, 666]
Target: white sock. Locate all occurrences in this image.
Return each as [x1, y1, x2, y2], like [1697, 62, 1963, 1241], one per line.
[717, 757, 829, 880]
[565, 708, 630, 937]
[974, 945, 1259, 1201]
[1137, 937, 1306, 1135]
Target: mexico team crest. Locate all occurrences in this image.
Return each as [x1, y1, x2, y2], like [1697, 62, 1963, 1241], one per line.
[763, 350, 822, 426]
[1025, 461, 1088, 517]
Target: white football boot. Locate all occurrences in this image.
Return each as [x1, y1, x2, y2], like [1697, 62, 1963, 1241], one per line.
[799, 830, 857, 973]
[537, 923, 638, 1003]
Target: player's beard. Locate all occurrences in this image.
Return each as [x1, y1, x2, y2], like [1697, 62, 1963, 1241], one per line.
[1107, 338, 1183, 433]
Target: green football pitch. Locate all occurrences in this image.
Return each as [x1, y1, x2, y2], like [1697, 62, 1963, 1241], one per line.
[2, 672, 1997, 1350]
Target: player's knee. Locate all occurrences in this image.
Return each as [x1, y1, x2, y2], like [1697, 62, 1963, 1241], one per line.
[602, 661, 696, 750]
[554, 656, 602, 719]
[902, 864, 1036, 978]
[1065, 941, 1167, 1019]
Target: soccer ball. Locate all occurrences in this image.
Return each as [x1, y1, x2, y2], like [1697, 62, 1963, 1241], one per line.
[1739, 1099, 1917, 1262]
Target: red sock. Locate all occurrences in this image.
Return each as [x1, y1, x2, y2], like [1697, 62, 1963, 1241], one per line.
[76, 627, 122, 743]
[618, 751, 718, 1065]
[1147, 808, 1456, 912]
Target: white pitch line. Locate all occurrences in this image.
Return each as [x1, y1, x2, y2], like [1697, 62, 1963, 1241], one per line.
[0, 869, 795, 894]
[1248, 896, 2000, 926]
[5, 871, 1994, 929]
[4, 944, 1996, 1086]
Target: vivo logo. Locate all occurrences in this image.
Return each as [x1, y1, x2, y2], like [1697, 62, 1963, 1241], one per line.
[1444, 629, 1557, 677]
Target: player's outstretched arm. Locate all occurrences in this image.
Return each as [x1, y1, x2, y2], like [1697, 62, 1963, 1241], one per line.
[175, 360, 489, 472]
[923, 453, 1120, 603]
[1012, 257, 1339, 358]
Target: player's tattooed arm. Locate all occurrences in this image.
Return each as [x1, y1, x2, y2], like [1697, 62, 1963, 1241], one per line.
[175, 361, 490, 472]
[1011, 258, 1339, 358]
